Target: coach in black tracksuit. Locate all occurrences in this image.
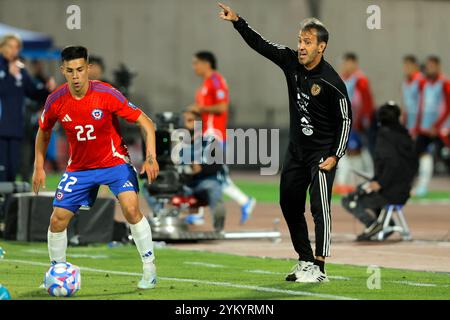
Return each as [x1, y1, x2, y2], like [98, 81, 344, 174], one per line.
[219, 3, 351, 282]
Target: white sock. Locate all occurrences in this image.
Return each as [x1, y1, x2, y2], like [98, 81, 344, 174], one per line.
[129, 217, 155, 265]
[417, 154, 433, 190]
[223, 177, 249, 206]
[47, 229, 67, 263]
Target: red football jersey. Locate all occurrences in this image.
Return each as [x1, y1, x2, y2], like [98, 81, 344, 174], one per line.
[39, 80, 142, 171]
[195, 71, 229, 142]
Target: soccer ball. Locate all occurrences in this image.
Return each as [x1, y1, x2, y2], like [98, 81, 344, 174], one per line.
[44, 262, 81, 297]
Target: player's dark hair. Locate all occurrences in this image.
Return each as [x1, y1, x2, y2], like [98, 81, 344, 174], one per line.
[377, 101, 401, 126]
[195, 51, 217, 70]
[89, 55, 104, 70]
[403, 55, 417, 65]
[343, 52, 358, 62]
[61, 46, 88, 63]
[300, 18, 329, 47]
[426, 55, 440, 65]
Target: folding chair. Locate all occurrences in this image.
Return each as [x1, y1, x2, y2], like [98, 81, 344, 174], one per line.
[374, 205, 412, 241]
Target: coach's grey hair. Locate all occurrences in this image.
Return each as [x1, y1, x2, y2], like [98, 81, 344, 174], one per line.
[300, 17, 329, 46]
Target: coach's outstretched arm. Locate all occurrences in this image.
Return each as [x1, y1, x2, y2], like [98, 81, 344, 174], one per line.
[32, 128, 51, 194]
[218, 2, 292, 68]
[135, 113, 159, 183]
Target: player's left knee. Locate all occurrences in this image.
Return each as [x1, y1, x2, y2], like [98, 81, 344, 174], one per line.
[123, 204, 142, 224]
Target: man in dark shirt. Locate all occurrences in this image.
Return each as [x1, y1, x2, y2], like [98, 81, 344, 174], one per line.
[181, 110, 225, 232]
[0, 34, 55, 182]
[342, 102, 418, 240]
[219, 3, 352, 282]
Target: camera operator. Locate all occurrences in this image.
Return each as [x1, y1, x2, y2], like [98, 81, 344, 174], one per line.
[181, 110, 226, 232]
[342, 102, 418, 241]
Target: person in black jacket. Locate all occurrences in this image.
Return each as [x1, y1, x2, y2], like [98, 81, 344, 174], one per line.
[342, 102, 418, 240]
[219, 3, 352, 282]
[0, 34, 55, 182]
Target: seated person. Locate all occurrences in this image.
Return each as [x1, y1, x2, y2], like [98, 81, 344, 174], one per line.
[180, 110, 225, 231]
[342, 102, 418, 241]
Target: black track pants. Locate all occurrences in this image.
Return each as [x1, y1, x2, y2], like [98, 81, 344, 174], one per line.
[280, 143, 336, 261]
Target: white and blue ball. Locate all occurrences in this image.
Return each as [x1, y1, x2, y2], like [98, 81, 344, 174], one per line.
[44, 262, 81, 297]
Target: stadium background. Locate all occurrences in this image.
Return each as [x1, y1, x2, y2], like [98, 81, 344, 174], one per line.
[1, 0, 450, 128]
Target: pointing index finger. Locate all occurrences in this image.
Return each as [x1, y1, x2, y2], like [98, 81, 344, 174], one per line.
[218, 2, 227, 10]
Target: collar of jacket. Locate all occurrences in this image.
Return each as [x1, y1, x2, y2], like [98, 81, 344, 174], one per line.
[298, 56, 325, 76]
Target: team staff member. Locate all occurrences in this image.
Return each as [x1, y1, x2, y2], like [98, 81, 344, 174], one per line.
[219, 3, 351, 283]
[401, 55, 423, 136]
[0, 34, 56, 182]
[414, 56, 450, 196]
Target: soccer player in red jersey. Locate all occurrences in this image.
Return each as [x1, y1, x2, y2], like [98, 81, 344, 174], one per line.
[32, 46, 159, 289]
[334, 52, 375, 194]
[188, 51, 256, 225]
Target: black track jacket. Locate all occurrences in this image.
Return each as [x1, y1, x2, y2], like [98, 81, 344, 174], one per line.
[233, 17, 352, 159]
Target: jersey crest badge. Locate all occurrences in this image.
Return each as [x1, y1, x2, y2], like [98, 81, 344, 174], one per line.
[302, 127, 313, 136]
[311, 83, 321, 96]
[91, 109, 103, 120]
[217, 89, 225, 99]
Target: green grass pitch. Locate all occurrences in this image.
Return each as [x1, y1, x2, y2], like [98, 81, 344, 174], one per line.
[0, 242, 449, 300]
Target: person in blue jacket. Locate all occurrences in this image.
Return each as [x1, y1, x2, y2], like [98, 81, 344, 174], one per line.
[0, 33, 55, 182]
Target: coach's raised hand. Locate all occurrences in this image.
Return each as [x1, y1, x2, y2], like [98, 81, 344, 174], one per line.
[218, 2, 238, 22]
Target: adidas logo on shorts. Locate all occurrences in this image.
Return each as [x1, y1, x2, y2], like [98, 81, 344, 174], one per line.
[122, 180, 134, 188]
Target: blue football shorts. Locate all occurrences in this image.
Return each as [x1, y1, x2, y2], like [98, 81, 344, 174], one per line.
[53, 164, 139, 214]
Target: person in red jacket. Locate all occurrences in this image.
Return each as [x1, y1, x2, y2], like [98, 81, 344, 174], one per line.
[335, 53, 375, 194]
[188, 51, 256, 225]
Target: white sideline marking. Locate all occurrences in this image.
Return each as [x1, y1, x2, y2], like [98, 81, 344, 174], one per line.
[246, 269, 351, 281]
[392, 281, 437, 287]
[1, 259, 356, 300]
[184, 262, 226, 268]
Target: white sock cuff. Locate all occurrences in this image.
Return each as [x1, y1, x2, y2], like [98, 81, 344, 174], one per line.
[129, 216, 150, 233]
[48, 229, 67, 239]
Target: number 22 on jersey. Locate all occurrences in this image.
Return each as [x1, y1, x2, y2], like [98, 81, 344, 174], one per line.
[75, 124, 96, 141]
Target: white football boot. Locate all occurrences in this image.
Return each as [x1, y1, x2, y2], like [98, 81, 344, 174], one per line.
[285, 261, 314, 282]
[137, 263, 157, 289]
[297, 264, 330, 283]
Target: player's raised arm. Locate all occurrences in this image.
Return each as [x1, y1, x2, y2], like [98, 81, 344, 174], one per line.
[218, 2, 293, 68]
[135, 113, 159, 183]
